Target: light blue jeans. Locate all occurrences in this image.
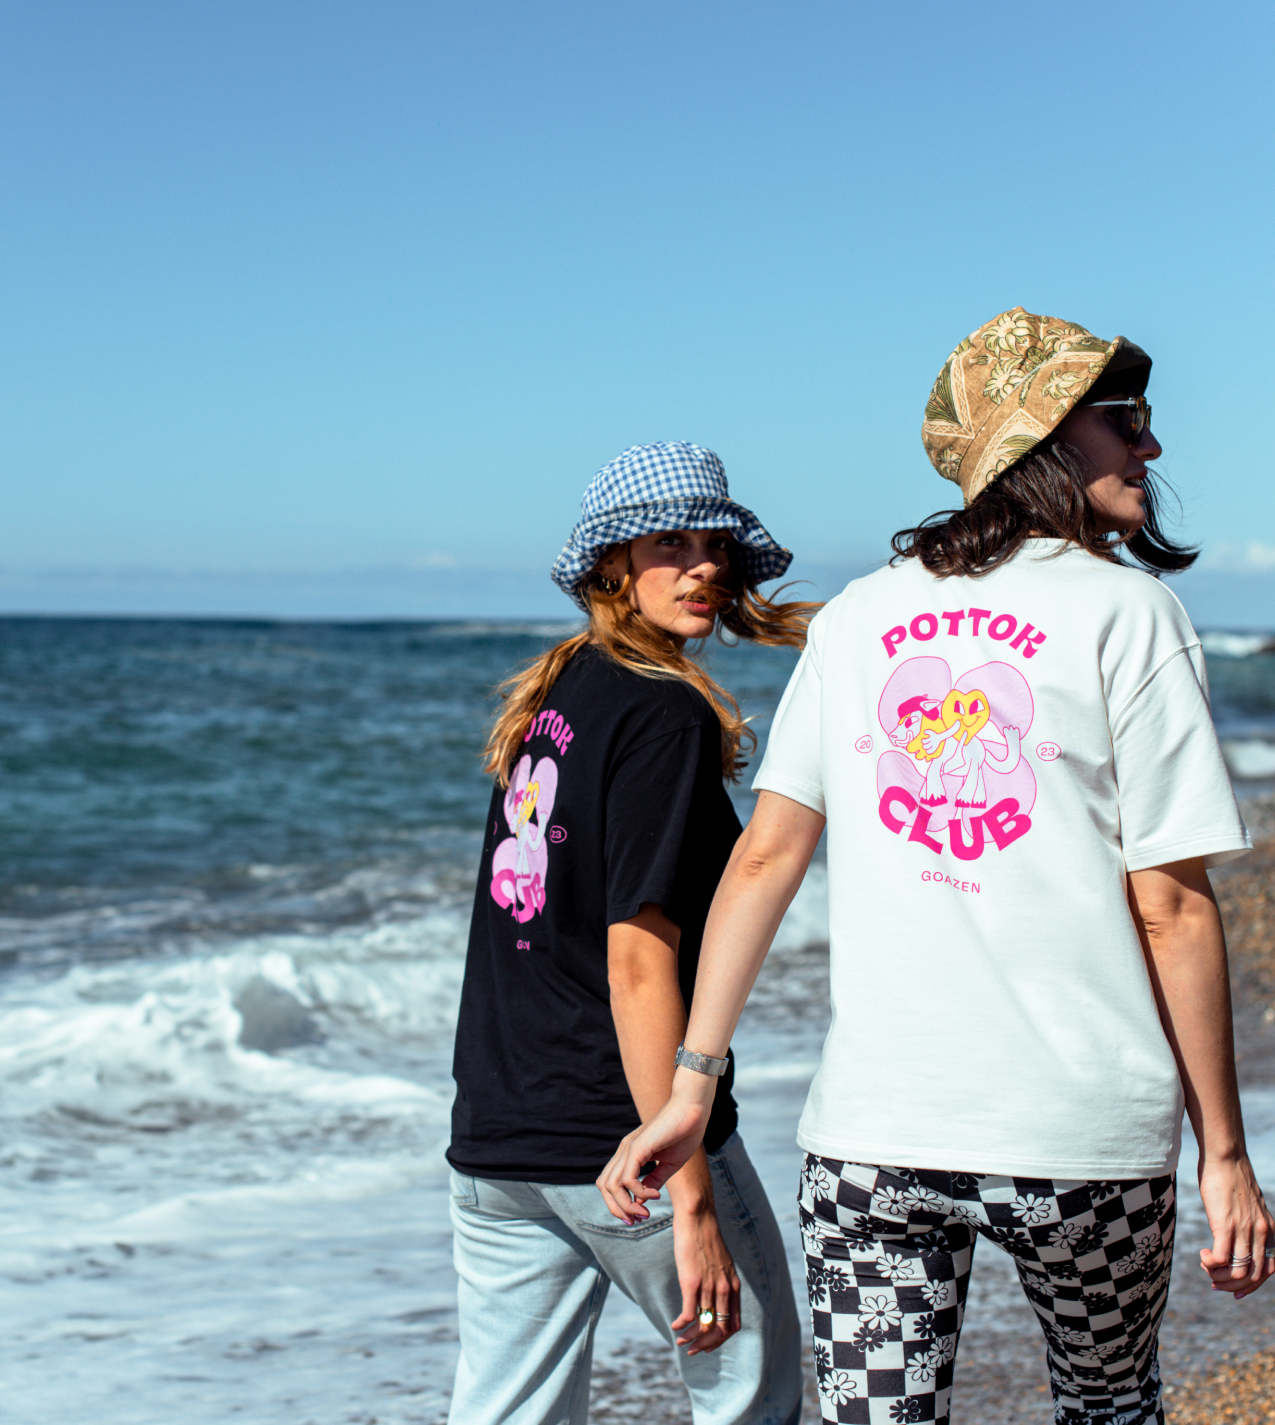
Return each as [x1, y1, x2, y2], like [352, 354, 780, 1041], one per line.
[448, 1132, 802, 1425]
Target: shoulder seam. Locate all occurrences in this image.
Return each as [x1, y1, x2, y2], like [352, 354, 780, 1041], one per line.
[576, 650, 717, 712]
[1109, 643, 1203, 733]
[620, 721, 714, 761]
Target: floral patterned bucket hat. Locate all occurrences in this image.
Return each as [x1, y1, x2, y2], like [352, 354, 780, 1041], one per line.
[922, 307, 1151, 505]
[550, 442, 792, 611]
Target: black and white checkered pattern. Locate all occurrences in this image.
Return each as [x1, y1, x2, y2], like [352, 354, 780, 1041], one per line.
[799, 1158, 1176, 1425]
[550, 442, 793, 610]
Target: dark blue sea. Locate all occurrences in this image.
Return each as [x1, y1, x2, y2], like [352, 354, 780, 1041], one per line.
[0, 617, 830, 1423]
[1, 615, 1272, 1422]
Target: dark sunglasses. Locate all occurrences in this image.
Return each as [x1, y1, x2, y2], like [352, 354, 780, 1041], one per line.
[1087, 395, 1152, 445]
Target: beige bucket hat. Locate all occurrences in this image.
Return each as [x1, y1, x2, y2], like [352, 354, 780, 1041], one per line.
[921, 307, 1150, 504]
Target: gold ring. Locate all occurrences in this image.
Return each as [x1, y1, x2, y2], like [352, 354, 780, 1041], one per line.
[698, 1306, 714, 1327]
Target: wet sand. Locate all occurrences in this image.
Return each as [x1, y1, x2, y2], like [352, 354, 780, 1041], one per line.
[588, 813, 1275, 1423]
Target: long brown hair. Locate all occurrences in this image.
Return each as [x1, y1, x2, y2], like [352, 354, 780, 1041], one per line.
[482, 553, 820, 785]
[891, 434, 1198, 579]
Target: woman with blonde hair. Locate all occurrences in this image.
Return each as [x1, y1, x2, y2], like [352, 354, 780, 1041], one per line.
[600, 313, 1273, 1424]
[447, 442, 814, 1424]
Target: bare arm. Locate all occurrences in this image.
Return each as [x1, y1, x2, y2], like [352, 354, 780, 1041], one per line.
[1128, 857, 1274, 1298]
[598, 792, 826, 1221]
[608, 903, 736, 1353]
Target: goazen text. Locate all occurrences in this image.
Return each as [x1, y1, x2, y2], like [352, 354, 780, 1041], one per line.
[921, 872, 980, 894]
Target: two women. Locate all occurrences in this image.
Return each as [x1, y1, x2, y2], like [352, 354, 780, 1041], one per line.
[447, 443, 809, 1424]
[600, 309, 1274, 1424]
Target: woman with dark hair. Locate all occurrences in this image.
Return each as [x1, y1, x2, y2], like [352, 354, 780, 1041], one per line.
[900, 309, 1193, 580]
[600, 313, 1273, 1424]
[447, 443, 810, 1424]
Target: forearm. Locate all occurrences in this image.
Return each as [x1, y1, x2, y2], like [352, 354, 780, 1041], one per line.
[608, 908, 742, 1342]
[1146, 913, 1243, 1158]
[1130, 861, 1245, 1161]
[1130, 858, 1275, 1296]
[608, 908, 712, 1209]
[597, 796, 823, 1228]
[681, 791, 825, 1060]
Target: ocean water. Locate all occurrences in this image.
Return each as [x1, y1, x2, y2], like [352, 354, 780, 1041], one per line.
[0, 617, 826, 1423]
[1, 615, 1273, 1423]
[1199, 630, 1275, 782]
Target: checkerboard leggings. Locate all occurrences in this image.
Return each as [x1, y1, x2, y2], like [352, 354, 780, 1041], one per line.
[800, 1158, 1176, 1424]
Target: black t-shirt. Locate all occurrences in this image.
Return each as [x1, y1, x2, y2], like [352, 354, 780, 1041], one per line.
[448, 644, 742, 1184]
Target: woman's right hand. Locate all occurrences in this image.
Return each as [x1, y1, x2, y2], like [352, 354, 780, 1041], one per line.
[1198, 1153, 1275, 1299]
[670, 1193, 741, 1355]
[596, 1091, 711, 1224]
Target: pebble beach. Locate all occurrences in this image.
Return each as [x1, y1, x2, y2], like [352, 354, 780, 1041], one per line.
[1170, 829, 1275, 1424]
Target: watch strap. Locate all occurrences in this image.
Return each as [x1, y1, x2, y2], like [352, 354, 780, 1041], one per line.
[675, 1042, 729, 1077]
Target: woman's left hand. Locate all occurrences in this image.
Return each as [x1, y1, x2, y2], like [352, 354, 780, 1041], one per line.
[1198, 1152, 1275, 1299]
[669, 1195, 741, 1355]
[1130, 859, 1274, 1302]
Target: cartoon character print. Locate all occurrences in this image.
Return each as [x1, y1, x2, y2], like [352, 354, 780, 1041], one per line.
[890, 694, 952, 808]
[877, 657, 1036, 860]
[490, 753, 558, 922]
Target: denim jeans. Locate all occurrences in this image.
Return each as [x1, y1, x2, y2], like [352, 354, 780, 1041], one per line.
[448, 1131, 803, 1425]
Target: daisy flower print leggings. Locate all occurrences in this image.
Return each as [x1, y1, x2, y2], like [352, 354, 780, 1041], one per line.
[799, 1158, 1175, 1425]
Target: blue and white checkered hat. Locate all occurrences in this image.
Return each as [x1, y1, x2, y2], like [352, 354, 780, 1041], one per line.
[551, 442, 793, 611]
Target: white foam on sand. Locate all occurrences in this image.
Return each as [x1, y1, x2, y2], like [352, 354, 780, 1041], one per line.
[1200, 631, 1275, 659]
[1223, 738, 1275, 780]
[0, 901, 473, 1420]
[0, 870, 833, 1423]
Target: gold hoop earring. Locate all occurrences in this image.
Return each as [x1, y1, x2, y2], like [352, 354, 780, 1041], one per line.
[597, 576, 621, 596]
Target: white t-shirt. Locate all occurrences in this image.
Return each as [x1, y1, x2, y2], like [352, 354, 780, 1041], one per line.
[754, 540, 1250, 1179]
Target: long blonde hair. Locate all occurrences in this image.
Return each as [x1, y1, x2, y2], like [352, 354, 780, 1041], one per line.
[483, 554, 820, 785]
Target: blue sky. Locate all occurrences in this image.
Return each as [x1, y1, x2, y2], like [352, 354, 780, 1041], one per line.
[3, 0, 1273, 619]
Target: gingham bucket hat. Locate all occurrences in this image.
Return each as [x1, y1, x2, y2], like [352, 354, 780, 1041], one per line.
[550, 442, 793, 611]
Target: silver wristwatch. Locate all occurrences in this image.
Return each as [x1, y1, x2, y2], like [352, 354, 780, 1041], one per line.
[675, 1042, 729, 1077]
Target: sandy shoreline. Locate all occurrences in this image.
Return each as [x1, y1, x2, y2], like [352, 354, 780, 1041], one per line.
[587, 811, 1275, 1423]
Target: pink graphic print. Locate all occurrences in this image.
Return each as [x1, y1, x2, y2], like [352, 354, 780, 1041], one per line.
[490, 753, 559, 922]
[875, 657, 1036, 861]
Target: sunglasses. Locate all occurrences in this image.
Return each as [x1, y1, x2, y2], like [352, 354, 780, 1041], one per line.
[1086, 395, 1152, 445]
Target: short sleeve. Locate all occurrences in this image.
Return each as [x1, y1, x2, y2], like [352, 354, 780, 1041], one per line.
[1112, 646, 1251, 871]
[752, 632, 826, 815]
[604, 723, 714, 927]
